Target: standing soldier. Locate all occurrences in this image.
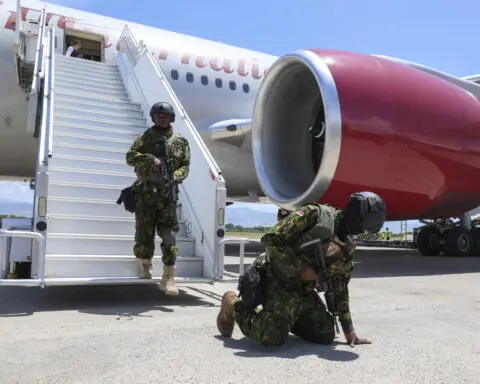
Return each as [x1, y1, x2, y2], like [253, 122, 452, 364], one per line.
[126, 102, 191, 295]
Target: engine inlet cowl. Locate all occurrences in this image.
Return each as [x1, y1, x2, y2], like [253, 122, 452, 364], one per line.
[251, 48, 480, 220]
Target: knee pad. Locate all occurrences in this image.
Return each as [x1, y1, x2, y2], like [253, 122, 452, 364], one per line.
[159, 229, 176, 246]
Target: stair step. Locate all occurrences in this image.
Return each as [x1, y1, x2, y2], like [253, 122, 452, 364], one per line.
[49, 166, 135, 186]
[55, 73, 125, 88]
[54, 113, 147, 131]
[54, 122, 142, 142]
[54, 104, 145, 122]
[53, 132, 131, 151]
[56, 55, 118, 69]
[47, 196, 180, 219]
[43, 254, 202, 279]
[50, 154, 131, 175]
[42, 276, 213, 287]
[55, 74, 124, 90]
[47, 214, 188, 237]
[53, 143, 127, 163]
[48, 183, 184, 212]
[55, 88, 130, 104]
[56, 82, 128, 99]
[45, 233, 195, 257]
[56, 58, 120, 74]
[55, 67, 121, 82]
[55, 78, 127, 95]
[55, 93, 142, 113]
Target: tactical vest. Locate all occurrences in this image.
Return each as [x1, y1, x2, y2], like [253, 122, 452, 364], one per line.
[136, 131, 183, 186]
[296, 205, 337, 270]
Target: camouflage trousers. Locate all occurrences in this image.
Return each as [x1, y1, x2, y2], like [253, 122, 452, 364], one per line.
[234, 276, 335, 347]
[133, 185, 179, 266]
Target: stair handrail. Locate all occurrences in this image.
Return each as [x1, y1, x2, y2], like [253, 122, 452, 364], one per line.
[14, 0, 23, 60]
[27, 7, 47, 133]
[37, 25, 56, 169]
[117, 24, 228, 280]
[118, 25, 223, 179]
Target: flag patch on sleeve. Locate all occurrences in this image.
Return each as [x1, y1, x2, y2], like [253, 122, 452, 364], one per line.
[295, 210, 305, 217]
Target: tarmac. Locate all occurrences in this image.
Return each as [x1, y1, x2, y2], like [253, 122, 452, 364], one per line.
[0, 244, 479, 384]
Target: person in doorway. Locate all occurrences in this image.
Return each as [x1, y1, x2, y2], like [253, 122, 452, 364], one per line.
[65, 40, 82, 58]
[126, 102, 191, 295]
[216, 192, 387, 347]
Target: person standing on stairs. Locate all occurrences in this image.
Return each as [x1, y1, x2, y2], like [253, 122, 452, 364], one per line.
[126, 102, 191, 295]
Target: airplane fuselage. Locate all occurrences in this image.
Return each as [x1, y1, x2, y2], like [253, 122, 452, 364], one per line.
[0, 0, 278, 199]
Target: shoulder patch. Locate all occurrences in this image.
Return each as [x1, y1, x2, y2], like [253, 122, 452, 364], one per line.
[295, 210, 305, 217]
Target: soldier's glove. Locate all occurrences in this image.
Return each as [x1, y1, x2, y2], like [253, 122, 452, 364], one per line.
[151, 157, 162, 172]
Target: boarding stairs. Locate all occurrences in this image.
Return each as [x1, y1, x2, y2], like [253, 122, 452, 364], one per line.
[0, 16, 250, 287]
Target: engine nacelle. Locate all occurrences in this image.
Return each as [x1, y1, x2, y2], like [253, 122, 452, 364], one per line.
[251, 49, 480, 220]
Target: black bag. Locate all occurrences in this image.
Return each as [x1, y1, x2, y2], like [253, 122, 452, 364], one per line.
[116, 185, 136, 213]
[237, 263, 266, 310]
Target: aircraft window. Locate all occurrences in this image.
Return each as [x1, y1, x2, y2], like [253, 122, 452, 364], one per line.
[243, 83, 250, 93]
[171, 69, 179, 80]
[201, 75, 209, 86]
[229, 81, 236, 91]
[186, 72, 194, 83]
[215, 78, 223, 88]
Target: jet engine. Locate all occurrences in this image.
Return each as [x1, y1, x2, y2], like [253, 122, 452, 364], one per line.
[251, 49, 480, 220]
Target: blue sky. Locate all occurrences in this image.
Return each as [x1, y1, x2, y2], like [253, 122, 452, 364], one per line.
[2, 0, 480, 233]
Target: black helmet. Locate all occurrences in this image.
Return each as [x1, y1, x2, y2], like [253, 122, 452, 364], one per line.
[150, 102, 175, 122]
[344, 192, 386, 235]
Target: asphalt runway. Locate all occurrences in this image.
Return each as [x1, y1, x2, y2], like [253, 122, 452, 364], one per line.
[0, 246, 479, 383]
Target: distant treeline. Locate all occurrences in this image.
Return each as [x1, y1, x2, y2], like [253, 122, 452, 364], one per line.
[225, 223, 412, 237]
[225, 223, 272, 233]
[0, 214, 28, 228]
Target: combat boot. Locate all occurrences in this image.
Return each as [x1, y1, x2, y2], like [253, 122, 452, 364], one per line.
[159, 265, 179, 296]
[217, 291, 238, 337]
[139, 258, 152, 279]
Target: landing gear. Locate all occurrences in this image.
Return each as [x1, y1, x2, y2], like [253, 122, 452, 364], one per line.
[414, 217, 480, 257]
[416, 225, 442, 256]
[443, 227, 474, 257]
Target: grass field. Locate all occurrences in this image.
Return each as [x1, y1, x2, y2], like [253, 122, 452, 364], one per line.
[226, 232, 405, 241]
[225, 232, 264, 239]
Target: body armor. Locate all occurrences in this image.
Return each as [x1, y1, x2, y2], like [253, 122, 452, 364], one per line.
[295, 205, 337, 270]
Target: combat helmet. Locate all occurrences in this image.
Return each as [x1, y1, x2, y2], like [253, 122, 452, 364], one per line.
[150, 102, 175, 123]
[344, 192, 387, 235]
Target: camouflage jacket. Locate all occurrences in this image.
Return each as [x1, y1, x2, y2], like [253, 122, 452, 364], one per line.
[126, 125, 190, 194]
[260, 202, 356, 332]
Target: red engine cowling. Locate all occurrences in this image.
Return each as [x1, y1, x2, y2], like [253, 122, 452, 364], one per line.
[251, 49, 480, 220]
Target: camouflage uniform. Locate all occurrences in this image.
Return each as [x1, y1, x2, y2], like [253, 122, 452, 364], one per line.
[217, 203, 356, 346]
[126, 124, 190, 294]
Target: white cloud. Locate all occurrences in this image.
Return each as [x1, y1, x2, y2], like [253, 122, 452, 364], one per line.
[0, 181, 34, 203]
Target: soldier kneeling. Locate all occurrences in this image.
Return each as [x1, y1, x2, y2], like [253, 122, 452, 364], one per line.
[216, 192, 386, 347]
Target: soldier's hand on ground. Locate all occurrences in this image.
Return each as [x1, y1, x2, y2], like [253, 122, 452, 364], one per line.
[344, 330, 372, 347]
[152, 157, 162, 171]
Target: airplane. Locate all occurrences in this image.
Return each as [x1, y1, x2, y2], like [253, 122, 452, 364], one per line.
[0, 0, 480, 260]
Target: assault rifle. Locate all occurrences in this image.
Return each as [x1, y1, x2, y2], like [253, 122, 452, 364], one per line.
[299, 238, 340, 334]
[155, 137, 177, 203]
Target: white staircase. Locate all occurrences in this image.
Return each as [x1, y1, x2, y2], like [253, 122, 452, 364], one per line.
[44, 54, 204, 283]
[0, 23, 249, 288]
